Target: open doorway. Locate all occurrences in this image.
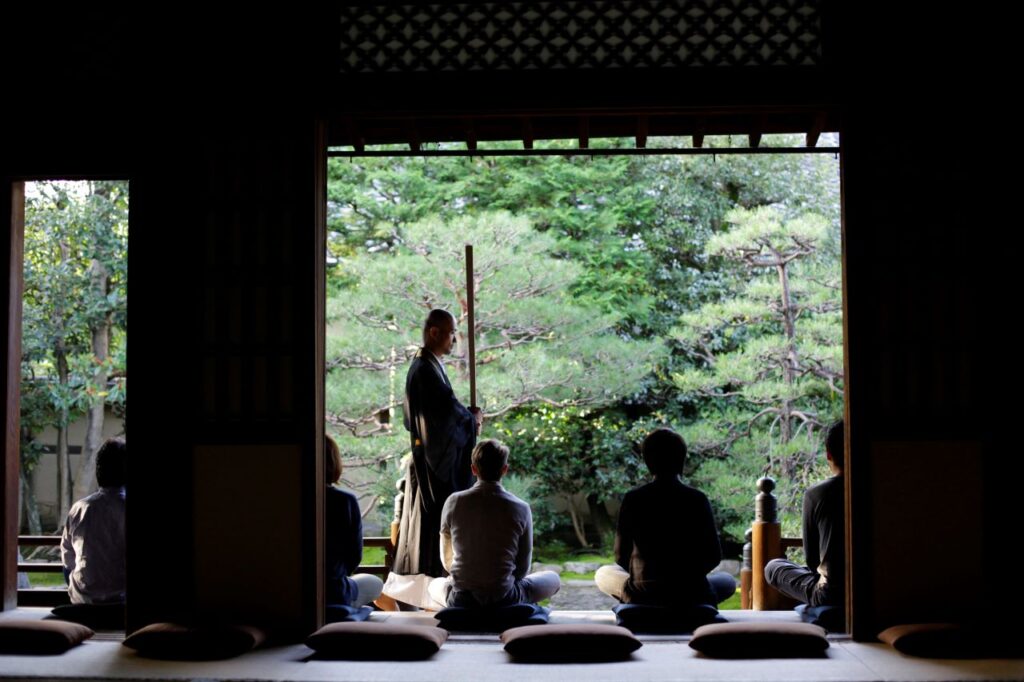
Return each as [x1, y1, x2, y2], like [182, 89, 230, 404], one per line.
[13, 180, 128, 608]
[322, 135, 843, 615]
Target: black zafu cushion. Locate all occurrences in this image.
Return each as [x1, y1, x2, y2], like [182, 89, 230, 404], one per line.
[878, 623, 1024, 659]
[613, 603, 725, 633]
[501, 623, 642, 662]
[434, 603, 550, 632]
[51, 602, 126, 630]
[305, 622, 448, 660]
[0, 619, 94, 655]
[122, 622, 266, 660]
[689, 622, 829, 658]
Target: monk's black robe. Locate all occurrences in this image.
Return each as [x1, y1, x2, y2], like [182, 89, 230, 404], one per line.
[393, 348, 476, 577]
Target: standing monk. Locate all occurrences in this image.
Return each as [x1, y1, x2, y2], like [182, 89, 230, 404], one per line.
[393, 309, 483, 578]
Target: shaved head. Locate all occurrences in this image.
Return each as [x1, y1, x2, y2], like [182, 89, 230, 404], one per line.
[423, 308, 457, 355]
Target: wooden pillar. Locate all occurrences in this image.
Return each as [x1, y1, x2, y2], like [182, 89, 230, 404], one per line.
[0, 181, 24, 611]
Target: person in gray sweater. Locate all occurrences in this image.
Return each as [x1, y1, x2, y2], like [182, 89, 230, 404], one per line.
[428, 439, 560, 608]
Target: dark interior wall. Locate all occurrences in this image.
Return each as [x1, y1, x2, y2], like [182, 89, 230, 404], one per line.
[843, 132, 1011, 635]
[126, 118, 323, 634]
[835, 4, 1013, 637]
[1, 7, 332, 634]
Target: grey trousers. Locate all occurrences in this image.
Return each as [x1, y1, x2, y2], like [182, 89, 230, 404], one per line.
[429, 570, 561, 608]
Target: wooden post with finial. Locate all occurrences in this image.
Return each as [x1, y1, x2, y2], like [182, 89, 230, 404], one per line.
[740, 527, 753, 609]
[752, 476, 786, 609]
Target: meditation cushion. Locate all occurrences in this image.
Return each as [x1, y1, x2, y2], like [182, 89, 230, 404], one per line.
[305, 622, 448, 660]
[689, 622, 829, 658]
[122, 622, 266, 660]
[435, 603, 549, 632]
[325, 604, 372, 624]
[795, 604, 845, 632]
[613, 603, 724, 633]
[878, 623, 1023, 659]
[0, 619, 94, 655]
[501, 624, 642, 662]
[51, 602, 126, 630]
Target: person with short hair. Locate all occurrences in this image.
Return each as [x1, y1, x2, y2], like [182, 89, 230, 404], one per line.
[61, 437, 127, 604]
[428, 439, 560, 608]
[764, 420, 845, 607]
[595, 428, 736, 607]
[325, 435, 383, 607]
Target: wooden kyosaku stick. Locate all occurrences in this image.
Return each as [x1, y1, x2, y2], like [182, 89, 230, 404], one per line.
[465, 243, 477, 409]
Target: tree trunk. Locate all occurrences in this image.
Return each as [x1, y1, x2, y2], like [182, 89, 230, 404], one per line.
[19, 467, 41, 536]
[586, 493, 614, 540]
[55, 346, 72, 528]
[776, 261, 798, 444]
[567, 498, 590, 548]
[52, 237, 74, 528]
[74, 258, 111, 501]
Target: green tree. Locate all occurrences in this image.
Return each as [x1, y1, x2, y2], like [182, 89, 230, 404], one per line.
[672, 206, 843, 540]
[325, 137, 841, 544]
[21, 180, 127, 529]
[326, 211, 663, 524]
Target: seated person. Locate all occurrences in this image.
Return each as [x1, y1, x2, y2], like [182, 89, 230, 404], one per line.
[428, 439, 560, 608]
[764, 420, 844, 607]
[61, 438, 127, 604]
[595, 428, 736, 607]
[325, 435, 383, 607]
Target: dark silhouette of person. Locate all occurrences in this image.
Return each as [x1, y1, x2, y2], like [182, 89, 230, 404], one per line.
[61, 438, 126, 604]
[392, 309, 482, 579]
[595, 428, 736, 606]
[764, 420, 845, 607]
[324, 435, 383, 607]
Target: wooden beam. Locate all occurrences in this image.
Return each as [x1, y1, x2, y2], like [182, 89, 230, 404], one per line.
[522, 118, 534, 150]
[408, 120, 420, 152]
[693, 117, 706, 148]
[749, 114, 766, 148]
[635, 115, 649, 149]
[17, 589, 70, 607]
[17, 563, 61, 573]
[578, 116, 589, 149]
[806, 112, 827, 148]
[345, 118, 366, 153]
[17, 536, 60, 546]
[465, 121, 477, 152]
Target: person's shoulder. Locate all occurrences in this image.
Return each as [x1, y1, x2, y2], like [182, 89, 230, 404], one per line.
[78, 489, 109, 508]
[445, 486, 472, 507]
[808, 475, 841, 493]
[805, 475, 841, 501]
[502, 487, 530, 510]
[620, 480, 654, 503]
[628, 480, 657, 495]
[66, 497, 89, 519]
[330, 486, 358, 502]
[681, 479, 710, 497]
[327, 485, 359, 509]
[407, 350, 426, 373]
[65, 492, 100, 526]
